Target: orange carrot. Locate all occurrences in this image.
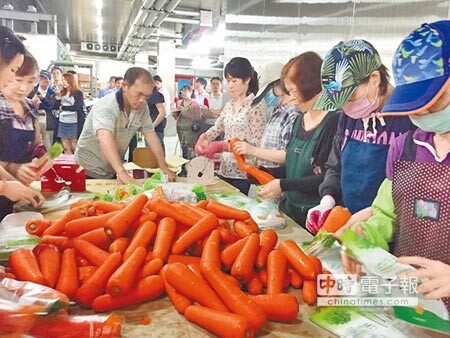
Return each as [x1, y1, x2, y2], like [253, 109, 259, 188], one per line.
[9, 248, 47, 285]
[153, 185, 165, 199]
[186, 262, 203, 278]
[200, 229, 221, 269]
[244, 165, 275, 185]
[109, 237, 130, 254]
[302, 280, 317, 305]
[137, 212, 157, 225]
[321, 205, 352, 233]
[140, 316, 151, 325]
[107, 246, 147, 296]
[229, 137, 247, 171]
[218, 218, 231, 229]
[167, 254, 201, 265]
[231, 233, 259, 284]
[202, 262, 267, 331]
[171, 214, 218, 255]
[78, 266, 97, 284]
[92, 275, 165, 312]
[267, 249, 287, 294]
[77, 228, 110, 249]
[185, 305, 255, 338]
[258, 269, 268, 287]
[75, 253, 90, 267]
[195, 199, 209, 209]
[256, 229, 278, 269]
[249, 294, 299, 322]
[140, 258, 164, 278]
[25, 219, 52, 236]
[40, 235, 72, 250]
[220, 236, 248, 269]
[287, 267, 303, 289]
[91, 200, 124, 213]
[279, 240, 317, 280]
[35, 244, 61, 288]
[247, 275, 263, 295]
[56, 248, 79, 298]
[233, 220, 255, 238]
[206, 201, 250, 220]
[165, 262, 228, 312]
[123, 221, 156, 261]
[218, 227, 239, 244]
[43, 205, 96, 236]
[146, 198, 198, 227]
[64, 211, 119, 238]
[152, 217, 177, 262]
[75, 252, 122, 307]
[308, 255, 323, 275]
[104, 194, 148, 239]
[160, 265, 192, 314]
[72, 239, 110, 267]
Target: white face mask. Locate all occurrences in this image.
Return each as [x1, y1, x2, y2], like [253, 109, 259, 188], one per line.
[409, 104, 450, 133]
[343, 84, 379, 119]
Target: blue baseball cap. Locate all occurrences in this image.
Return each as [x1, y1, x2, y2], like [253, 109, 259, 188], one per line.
[381, 20, 450, 115]
[40, 70, 51, 80]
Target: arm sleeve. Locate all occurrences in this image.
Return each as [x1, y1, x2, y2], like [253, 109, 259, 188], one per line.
[62, 91, 84, 111]
[352, 179, 396, 251]
[319, 132, 342, 199]
[92, 107, 116, 134]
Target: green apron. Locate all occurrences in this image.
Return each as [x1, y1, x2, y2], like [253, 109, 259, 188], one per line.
[281, 113, 332, 226]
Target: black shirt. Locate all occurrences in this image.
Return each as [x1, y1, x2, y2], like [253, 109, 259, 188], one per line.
[147, 88, 166, 133]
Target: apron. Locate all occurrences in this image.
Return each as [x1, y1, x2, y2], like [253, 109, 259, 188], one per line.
[176, 105, 208, 160]
[392, 135, 450, 312]
[282, 114, 331, 227]
[341, 139, 388, 213]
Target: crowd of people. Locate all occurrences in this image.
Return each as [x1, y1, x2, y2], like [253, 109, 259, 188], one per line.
[0, 19, 449, 311]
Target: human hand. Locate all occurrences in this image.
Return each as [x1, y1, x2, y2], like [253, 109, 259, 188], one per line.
[339, 224, 366, 276]
[162, 167, 177, 182]
[258, 179, 282, 199]
[305, 195, 336, 234]
[204, 141, 229, 159]
[1, 181, 45, 208]
[194, 133, 209, 155]
[116, 169, 138, 185]
[398, 256, 450, 300]
[233, 141, 256, 156]
[16, 162, 41, 186]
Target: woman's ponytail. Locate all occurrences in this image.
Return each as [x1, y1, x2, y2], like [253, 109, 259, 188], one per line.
[247, 69, 259, 96]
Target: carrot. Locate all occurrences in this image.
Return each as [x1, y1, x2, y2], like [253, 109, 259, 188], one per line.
[56, 248, 79, 298]
[109, 237, 130, 254]
[152, 217, 177, 262]
[287, 267, 303, 289]
[185, 305, 255, 338]
[91, 200, 124, 213]
[25, 219, 52, 236]
[9, 248, 47, 285]
[70, 199, 93, 209]
[308, 255, 323, 275]
[172, 214, 218, 255]
[218, 218, 231, 229]
[206, 201, 250, 220]
[186, 262, 203, 278]
[321, 205, 352, 233]
[72, 239, 110, 267]
[249, 294, 299, 322]
[256, 229, 278, 269]
[153, 185, 165, 199]
[195, 200, 209, 209]
[244, 217, 259, 233]
[202, 263, 267, 331]
[137, 212, 157, 225]
[78, 266, 97, 284]
[123, 221, 156, 261]
[302, 280, 317, 305]
[35, 244, 61, 288]
[77, 228, 111, 249]
[233, 220, 255, 238]
[200, 229, 221, 269]
[267, 249, 287, 294]
[75, 252, 122, 307]
[247, 275, 263, 295]
[279, 240, 317, 280]
[140, 258, 164, 278]
[146, 198, 198, 227]
[231, 233, 259, 284]
[41, 235, 72, 250]
[244, 166, 275, 185]
[104, 194, 148, 239]
[180, 202, 211, 219]
[43, 205, 96, 236]
[107, 246, 147, 296]
[160, 265, 192, 314]
[258, 269, 268, 287]
[75, 253, 90, 267]
[229, 137, 247, 171]
[165, 262, 228, 312]
[220, 236, 248, 269]
[219, 227, 239, 244]
[64, 211, 119, 237]
[167, 254, 201, 265]
[92, 275, 165, 312]
[140, 316, 152, 325]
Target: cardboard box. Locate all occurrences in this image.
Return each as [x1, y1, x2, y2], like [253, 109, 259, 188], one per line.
[41, 154, 86, 192]
[132, 147, 159, 169]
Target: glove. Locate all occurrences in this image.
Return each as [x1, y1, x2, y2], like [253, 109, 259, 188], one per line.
[194, 133, 209, 155]
[306, 195, 335, 234]
[204, 141, 229, 159]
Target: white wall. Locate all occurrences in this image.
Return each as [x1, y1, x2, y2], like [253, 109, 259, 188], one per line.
[21, 33, 59, 70]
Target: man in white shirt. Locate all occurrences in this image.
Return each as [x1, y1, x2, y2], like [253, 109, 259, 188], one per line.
[204, 76, 224, 127]
[153, 75, 171, 118]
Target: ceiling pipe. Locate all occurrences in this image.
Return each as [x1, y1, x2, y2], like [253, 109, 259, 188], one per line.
[164, 17, 200, 24]
[172, 9, 200, 17]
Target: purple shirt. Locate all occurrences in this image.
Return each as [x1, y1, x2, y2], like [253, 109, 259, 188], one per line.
[386, 128, 450, 179]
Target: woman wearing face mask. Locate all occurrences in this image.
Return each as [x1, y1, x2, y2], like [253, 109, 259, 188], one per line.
[195, 57, 266, 194]
[339, 20, 450, 317]
[305, 40, 413, 234]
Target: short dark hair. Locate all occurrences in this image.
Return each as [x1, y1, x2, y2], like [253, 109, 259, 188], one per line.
[153, 75, 162, 82]
[51, 66, 62, 74]
[195, 77, 207, 88]
[0, 25, 26, 69]
[67, 69, 77, 75]
[123, 67, 153, 87]
[115, 76, 123, 83]
[109, 76, 116, 82]
[359, 64, 390, 97]
[224, 57, 259, 96]
[211, 76, 222, 83]
[15, 51, 38, 77]
[181, 85, 192, 91]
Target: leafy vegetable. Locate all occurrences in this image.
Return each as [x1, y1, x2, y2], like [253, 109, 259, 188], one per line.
[324, 308, 352, 325]
[48, 143, 64, 159]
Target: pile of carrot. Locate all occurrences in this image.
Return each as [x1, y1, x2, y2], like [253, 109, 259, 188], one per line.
[11, 194, 326, 338]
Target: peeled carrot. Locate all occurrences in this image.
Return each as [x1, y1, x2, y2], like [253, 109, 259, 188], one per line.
[200, 229, 221, 269]
[75, 252, 122, 307]
[146, 198, 198, 227]
[186, 262, 203, 278]
[123, 221, 156, 261]
[302, 280, 317, 305]
[279, 240, 317, 280]
[140, 258, 164, 278]
[153, 185, 165, 199]
[160, 265, 192, 314]
[35, 244, 61, 288]
[218, 218, 231, 230]
[167, 255, 201, 265]
[233, 220, 255, 238]
[256, 229, 278, 269]
[92, 275, 165, 312]
[185, 305, 255, 338]
[206, 201, 250, 220]
[41, 235, 72, 250]
[247, 275, 263, 295]
[137, 212, 157, 225]
[165, 263, 228, 312]
[172, 214, 218, 255]
[25, 219, 52, 236]
[56, 248, 79, 298]
[9, 248, 47, 285]
[220, 236, 248, 269]
[109, 237, 130, 254]
[229, 137, 247, 171]
[308, 255, 323, 275]
[43, 205, 96, 236]
[249, 294, 299, 322]
[75, 253, 90, 267]
[287, 267, 303, 289]
[231, 233, 259, 284]
[202, 262, 267, 331]
[218, 227, 239, 244]
[78, 266, 97, 284]
[258, 269, 268, 287]
[72, 239, 110, 267]
[91, 200, 124, 213]
[152, 217, 177, 262]
[107, 246, 147, 296]
[321, 206, 352, 233]
[244, 165, 275, 185]
[77, 228, 111, 249]
[267, 249, 287, 294]
[64, 211, 119, 238]
[104, 194, 148, 239]
[195, 200, 209, 209]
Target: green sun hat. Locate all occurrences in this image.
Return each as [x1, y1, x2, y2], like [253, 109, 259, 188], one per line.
[314, 39, 382, 111]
